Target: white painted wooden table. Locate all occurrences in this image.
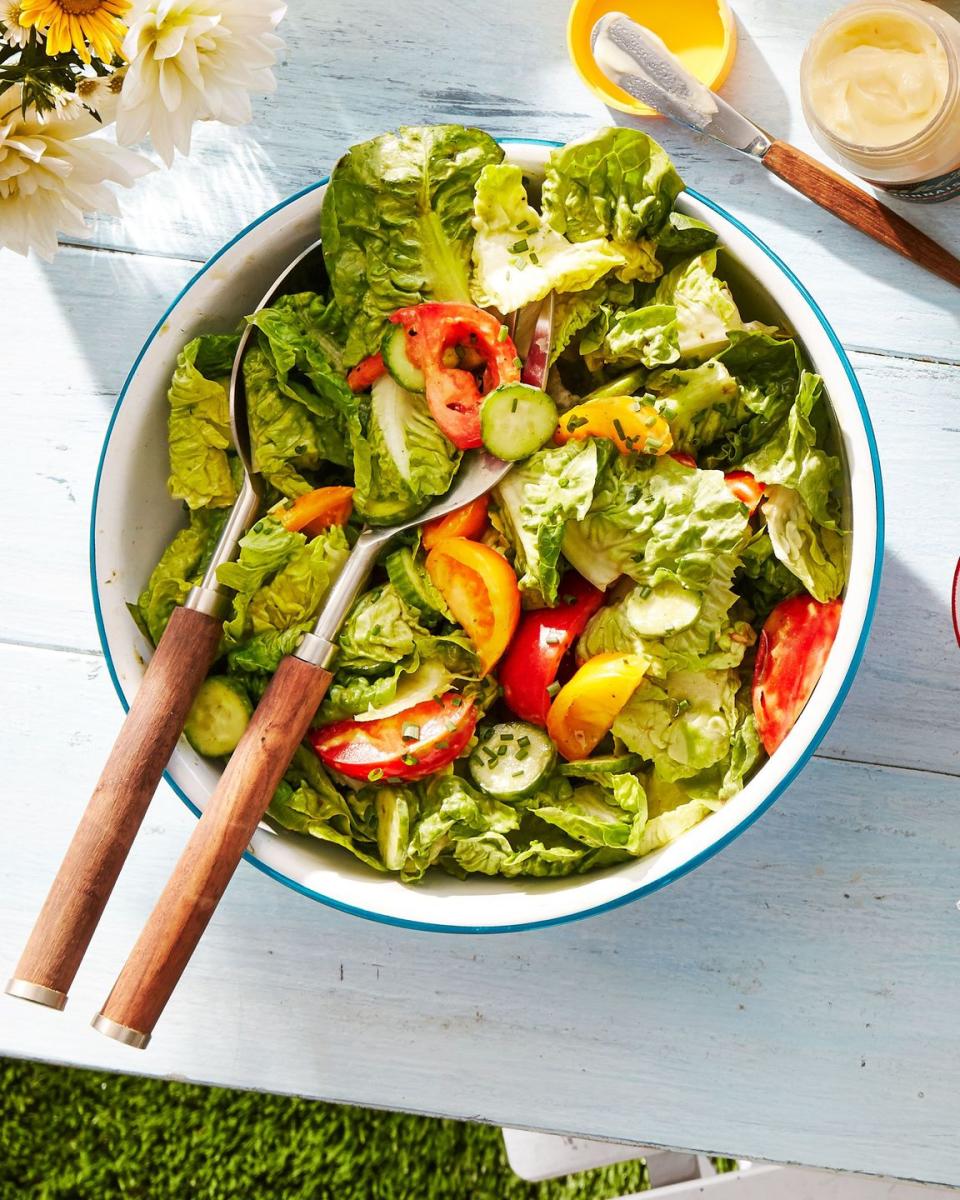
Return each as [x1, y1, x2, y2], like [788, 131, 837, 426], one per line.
[3, 0, 960, 1188]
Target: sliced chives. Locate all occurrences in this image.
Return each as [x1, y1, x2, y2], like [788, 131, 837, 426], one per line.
[402, 723, 420, 742]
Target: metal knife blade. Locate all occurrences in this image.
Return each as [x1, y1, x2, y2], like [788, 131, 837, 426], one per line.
[591, 13, 772, 160]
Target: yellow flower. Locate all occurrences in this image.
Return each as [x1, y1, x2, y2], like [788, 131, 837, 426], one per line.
[18, 0, 130, 63]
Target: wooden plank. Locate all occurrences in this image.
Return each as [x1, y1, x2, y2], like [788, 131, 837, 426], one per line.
[3, 235, 956, 776]
[64, 0, 960, 363]
[3, 246, 199, 654]
[3, 641, 960, 1187]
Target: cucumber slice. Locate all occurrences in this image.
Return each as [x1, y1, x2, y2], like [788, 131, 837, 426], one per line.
[184, 677, 252, 758]
[480, 384, 558, 462]
[468, 722, 556, 800]
[382, 324, 425, 392]
[629, 581, 702, 636]
[386, 547, 448, 626]
[559, 753, 642, 778]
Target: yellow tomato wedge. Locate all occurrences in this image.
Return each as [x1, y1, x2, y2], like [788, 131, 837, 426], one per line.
[279, 486, 354, 534]
[425, 536, 521, 675]
[555, 396, 673, 456]
[547, 653, 649, 761]
[421, 494, 489, 550]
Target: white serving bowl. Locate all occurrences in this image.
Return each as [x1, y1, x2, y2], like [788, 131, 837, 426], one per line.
[91, 139, 884, 933]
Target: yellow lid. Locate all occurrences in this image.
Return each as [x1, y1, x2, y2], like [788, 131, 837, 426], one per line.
[568, 0, 738, 117]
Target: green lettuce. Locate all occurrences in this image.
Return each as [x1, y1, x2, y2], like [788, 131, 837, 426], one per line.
[579, 303, 679, 371]
[764, 484, 846, 603]
[738, 523, 804, 618]
[549, 274, 636, 363]
[494, 438, 608, 605]
[646, 359, 741, 454]
[134, 507, 228, 645]
[613, 667, 740, 783]
[352, 375, 460, 525]
[217, 516, 349, 674]
[268, 746, 384, 872]
[741, 371, 842, 527]
[320, 125, 503, 364]
[334, 583, 431, 676]
[651, 251, 745, 360]
[656, 212, 718, 258]
[561, 455, 749, 592]
[244, 342, 348, 498]
[470, 163, 624, 313]
[542, 127, 683, 247]
[167, 334, 240, 510]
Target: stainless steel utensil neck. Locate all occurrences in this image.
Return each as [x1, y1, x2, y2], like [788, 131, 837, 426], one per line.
[186, 475, 263, 615]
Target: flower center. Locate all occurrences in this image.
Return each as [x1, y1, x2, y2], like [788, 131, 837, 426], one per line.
[56, 0, 108, 14]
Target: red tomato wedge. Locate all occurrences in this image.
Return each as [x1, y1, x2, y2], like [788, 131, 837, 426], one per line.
[725, 470, 765, 516]
[499, 573, 605, 726]
[347, 352, 386, 392]
[279, 486, 354, 534]
[389, 303, 521, 449]
[421, 495, 489, 551]
[310, 692, 477, 783]
[669, 451, 698, 469]
[425, 537, 521, 675]
[752, 594, 842, 755]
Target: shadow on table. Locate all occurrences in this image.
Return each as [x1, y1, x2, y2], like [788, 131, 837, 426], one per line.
[819, 548, 960, 777]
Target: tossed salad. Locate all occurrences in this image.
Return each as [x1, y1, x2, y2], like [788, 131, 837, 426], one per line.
[133, 125, 847, 882]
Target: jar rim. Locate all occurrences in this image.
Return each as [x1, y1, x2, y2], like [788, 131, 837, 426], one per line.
[801, 0, 959, 158]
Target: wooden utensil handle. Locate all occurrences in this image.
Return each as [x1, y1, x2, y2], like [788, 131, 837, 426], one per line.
[761, 141, 960, 289]
[95, 654, 333, 1046]
[7, 605, 223, 1008]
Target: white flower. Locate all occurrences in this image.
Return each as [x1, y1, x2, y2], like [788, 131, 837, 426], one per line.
[0, 96, 154, 259]
[0, 0, 30, 46]
[116, 0, 285, 166]
[41, 91, 85, 123]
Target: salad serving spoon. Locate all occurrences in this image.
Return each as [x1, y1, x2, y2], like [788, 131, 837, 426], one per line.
[6, 241, 327, 1014]
[91, 293, 555, 1049]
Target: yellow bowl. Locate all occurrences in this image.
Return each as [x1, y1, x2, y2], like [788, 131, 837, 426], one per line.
[568, 0, 738, 117]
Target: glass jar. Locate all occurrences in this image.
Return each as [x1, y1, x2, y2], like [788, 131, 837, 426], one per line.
[800, 0, 960, 202]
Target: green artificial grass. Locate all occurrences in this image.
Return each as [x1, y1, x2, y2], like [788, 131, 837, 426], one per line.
[1, 1057, 655, 1200]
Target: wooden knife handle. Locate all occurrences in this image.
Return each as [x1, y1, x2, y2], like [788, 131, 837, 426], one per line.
[7, 604, 223, 1009]
[94, 653, 333, 1047]
[762, 140, 960, 290]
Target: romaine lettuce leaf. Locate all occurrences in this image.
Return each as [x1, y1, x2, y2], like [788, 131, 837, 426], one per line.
[352, 375, 460, 525]
[613, 667, 741, 782]
[656, 212, 718, 258]
[561, 455, 749, 593]
[764, 484, 846, 603]
[542, 127, 683, 246]
[334, 583, 428, 676]
[470, 163, 624, 313]
[320, 124, 503, 364]
[167, 335, 239, 510]
[218, 517, 349, 674]
[651, 251, 744, 360]
[244, 342, 349, 497]
[738, 523, 804, 618]
[646, 359, 741, 454]
[134, 506, 228, 644]
[741, 371, 841, 527]
[549, 274, 636, 363]
[494, 438, 608, 605]
[580, 303, 679, 371]
[268, 745, 385, 872]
